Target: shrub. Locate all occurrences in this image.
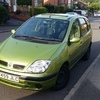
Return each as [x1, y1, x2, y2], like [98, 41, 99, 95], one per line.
[64, 7, 74, 13]
[17, 0, 32, 5]
[34, 7, 48, 15]
[56, 6, 64, 13]
[15, 10, 22, 15]
[44, 4, 55, 13]
[0, 6, 9, 24]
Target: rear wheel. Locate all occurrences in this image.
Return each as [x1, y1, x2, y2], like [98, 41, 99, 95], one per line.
[53, 64, 70, 90]
[82, 47, 91, 60]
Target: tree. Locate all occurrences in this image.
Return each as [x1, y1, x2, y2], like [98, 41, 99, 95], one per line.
[0, 6, 9, 24]
[17, 0, 32, 5]
[88, 2, 100, 13]
[81, 0, 99, 3]
[10, 0, 13, 12]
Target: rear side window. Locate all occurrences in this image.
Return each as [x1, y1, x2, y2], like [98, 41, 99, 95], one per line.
[86, 19, 91, 31]
[79, 18, 88, 36]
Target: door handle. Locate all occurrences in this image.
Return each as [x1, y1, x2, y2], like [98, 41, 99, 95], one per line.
[80, 41, 82, 44]
[88, 33, 91, 37]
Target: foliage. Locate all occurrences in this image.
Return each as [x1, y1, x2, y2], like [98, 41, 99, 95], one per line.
[80, 0, 100, 14]
[34, 7, 48, 15]
[44, 4, 65, 13]
[73, 2, 88, 10]
[44, 4, 56, 13]
[0, 6, 9, 24]
[17, 0, 42, 6]
[88, 2, 100, 13]
[64, 7, 74, 12]
[15, 10, 22, 15]
[17, 0, 32, 5]
[81, 0, 99, 3]
[56, 6, 64, 13]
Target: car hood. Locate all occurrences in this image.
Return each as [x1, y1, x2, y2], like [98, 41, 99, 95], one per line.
[0, 37, 61, 67]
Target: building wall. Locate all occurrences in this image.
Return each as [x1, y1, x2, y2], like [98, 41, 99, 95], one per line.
[44, 0, 74, 7]
[58, 0, 67, 7]
[44, 0, 58, 6]
[4, 0, 17, 12]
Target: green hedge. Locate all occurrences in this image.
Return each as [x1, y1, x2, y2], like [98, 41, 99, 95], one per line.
[0, 6, 9, 24]
[34, 7, 48, 15]
[44, 4, 65, 13]
[44, 4, 56, 13]
[17, 0, 32, 5]
[56, 6, 65, 13]
[64, 7, 74, 12]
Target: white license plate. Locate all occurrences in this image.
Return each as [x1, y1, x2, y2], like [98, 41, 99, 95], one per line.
[0, 72, 19, 82]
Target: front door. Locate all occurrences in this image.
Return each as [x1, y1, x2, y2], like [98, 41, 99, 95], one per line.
[68, 19, 82, 67]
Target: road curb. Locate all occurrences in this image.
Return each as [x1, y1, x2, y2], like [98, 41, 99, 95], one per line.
[0, 31, 10, 33]
[64, 54, 100, 100]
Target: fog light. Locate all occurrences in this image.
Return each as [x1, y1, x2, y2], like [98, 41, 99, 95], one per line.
[35, 84, 43, 89]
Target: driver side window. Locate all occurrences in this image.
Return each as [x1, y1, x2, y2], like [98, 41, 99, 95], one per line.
[70, 19, 80, 41]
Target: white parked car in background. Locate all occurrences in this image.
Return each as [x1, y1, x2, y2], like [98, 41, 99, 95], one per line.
[66, 12, 79, 16]
[74, 10, 88, 17]
[94, 12, 100, 16]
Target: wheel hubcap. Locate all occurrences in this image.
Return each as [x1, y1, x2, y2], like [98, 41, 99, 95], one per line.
[57, 71, 66, 84]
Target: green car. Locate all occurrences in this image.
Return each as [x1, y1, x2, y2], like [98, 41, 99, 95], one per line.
[0, 14, 92, 90]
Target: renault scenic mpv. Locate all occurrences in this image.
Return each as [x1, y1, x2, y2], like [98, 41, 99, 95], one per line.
[0, 14, 92, 90]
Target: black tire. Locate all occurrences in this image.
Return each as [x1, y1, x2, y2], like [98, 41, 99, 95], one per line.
[82, 47, 91, 60]
[53, 64, 70, 90]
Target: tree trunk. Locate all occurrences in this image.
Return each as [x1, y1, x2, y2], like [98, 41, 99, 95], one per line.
[42, 0, 44, 6]
[32, 0, 34, 16]
[10, 0, 13, 12]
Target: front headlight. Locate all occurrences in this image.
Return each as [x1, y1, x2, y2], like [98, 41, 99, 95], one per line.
[26, 60, 51, 73]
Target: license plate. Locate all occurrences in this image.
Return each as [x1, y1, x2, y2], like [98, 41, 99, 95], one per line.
[0, 72, 19, 82]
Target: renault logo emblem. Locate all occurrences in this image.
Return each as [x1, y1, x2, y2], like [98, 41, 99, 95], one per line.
[9, 62, 13, 68]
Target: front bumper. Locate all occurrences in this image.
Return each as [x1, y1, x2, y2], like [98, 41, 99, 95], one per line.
[0, 70, 57, 91]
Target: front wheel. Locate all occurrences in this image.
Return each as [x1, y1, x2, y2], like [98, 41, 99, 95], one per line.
[53, 64, 70, 90]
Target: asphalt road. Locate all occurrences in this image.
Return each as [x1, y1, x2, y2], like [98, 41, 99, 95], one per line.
[0, 17, 100, 100]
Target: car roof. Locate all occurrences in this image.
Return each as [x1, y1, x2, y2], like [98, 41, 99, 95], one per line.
[34, 13, 81, 20]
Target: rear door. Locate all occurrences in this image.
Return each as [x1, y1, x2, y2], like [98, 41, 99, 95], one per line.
[78, 18, 92, 55]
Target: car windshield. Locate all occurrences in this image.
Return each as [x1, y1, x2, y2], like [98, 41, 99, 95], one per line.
[13, 17, 69, 43]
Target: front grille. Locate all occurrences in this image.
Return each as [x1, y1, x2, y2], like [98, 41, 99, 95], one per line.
[0, 60, 7, 66]
[0, 60, 25, 70]
[13, 64, 25, 70]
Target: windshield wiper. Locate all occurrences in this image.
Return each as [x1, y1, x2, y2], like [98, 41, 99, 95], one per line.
[13, 35, 61, 42]
[14, 35, 40, 40]
[42, 38, 61, 42]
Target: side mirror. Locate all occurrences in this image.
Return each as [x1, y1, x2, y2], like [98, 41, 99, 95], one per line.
[11, 29, 16, 34]
[70, 37, 80, 43]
